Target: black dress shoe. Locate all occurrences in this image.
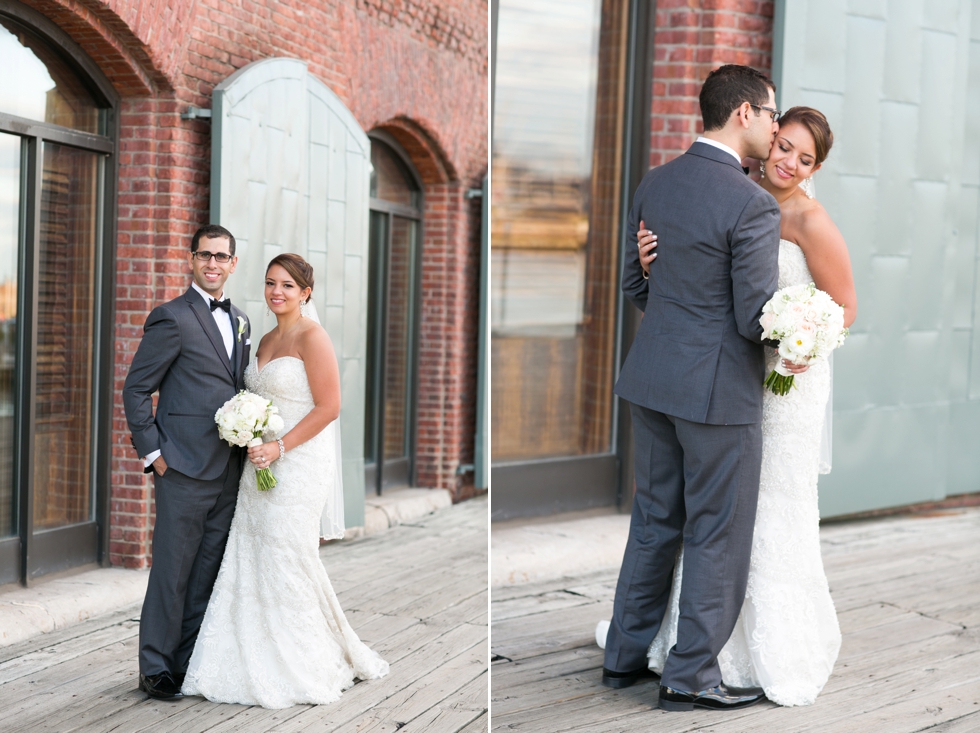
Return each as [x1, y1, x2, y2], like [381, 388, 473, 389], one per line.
[601, 666, 661, 689]
[658, 683, 765, 711]
[139, 672, 184, 700]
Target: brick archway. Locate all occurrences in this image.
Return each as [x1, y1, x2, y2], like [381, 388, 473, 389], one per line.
[371, 119, 481, 499]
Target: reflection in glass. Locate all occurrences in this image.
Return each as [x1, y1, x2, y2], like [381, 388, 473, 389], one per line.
[366, 140, 421, 487]
[33, 142, 98, 529]
[384, 216, 416, 460]
[0, 133, 19, 539]
[0, 18, 101, 133]
[364, 210, 387, 463]
[491, 0, 629, 461]
[370, 143, 420, 208]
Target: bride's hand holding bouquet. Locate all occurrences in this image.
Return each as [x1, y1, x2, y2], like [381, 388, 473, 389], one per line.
[760, 282, 848, 395]
[214, 391, 285, 490]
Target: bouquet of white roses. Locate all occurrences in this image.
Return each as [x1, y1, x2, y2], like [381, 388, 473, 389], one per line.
[214, 390, 285, 490]
[759, 282, 848, 396]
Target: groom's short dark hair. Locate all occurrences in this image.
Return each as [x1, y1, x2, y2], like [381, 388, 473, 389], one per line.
[700, 64, 776, 132]
[191, 224, 237, 255]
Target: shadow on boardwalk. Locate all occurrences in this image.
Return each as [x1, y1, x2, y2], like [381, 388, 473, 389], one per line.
[491, 507, 980, 733]
[0, 496, 488, 733]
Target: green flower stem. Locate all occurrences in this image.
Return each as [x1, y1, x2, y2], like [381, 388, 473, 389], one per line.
[256, 467, 277, 491]
[764, 369, 796, 396]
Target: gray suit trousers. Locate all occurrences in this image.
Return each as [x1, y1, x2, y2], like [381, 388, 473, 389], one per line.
[138, 457, 239, 676]
[604, 403, 762, 691]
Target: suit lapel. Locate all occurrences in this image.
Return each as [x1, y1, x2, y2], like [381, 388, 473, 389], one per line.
[184, 288, 235, 380]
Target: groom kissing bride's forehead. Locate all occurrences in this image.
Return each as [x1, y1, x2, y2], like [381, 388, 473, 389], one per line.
[604, 60, 855, 712]
[605, 63, 783, 712]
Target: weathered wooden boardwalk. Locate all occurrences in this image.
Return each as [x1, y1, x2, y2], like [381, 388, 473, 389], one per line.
[0, 496, 488, 732]
[491, 507, 980, 733]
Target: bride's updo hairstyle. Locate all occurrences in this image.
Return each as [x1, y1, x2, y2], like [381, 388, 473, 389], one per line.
[266, 253, 314, 296]
[779, 106, 834, 166]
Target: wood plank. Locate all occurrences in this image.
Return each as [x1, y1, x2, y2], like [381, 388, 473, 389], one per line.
[0, 497, 488, 733]
[490, 507, 980, 733]
[491, 601, 610, 662]
[389, 673, 488, 733]
[0, 616, 139, 685]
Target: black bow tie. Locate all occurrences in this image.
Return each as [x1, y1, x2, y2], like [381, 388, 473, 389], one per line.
[743, 166, 751, 175]
[210, 298, 231, 313]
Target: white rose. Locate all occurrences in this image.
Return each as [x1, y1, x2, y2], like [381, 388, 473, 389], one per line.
[267, 414, 284, 433]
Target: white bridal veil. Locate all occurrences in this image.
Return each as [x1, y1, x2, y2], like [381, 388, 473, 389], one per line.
[301, 298, 346, 540]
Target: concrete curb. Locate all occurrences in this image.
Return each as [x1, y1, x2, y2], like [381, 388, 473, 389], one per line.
[347, 488, 454, 538]
[491, 513, 630, 588]
[0, 487, 454, 649]
[0, 568, 149, 648]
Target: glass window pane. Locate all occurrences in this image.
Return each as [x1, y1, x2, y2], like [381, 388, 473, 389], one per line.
[364, 211, 387, 464]
[33, 142, 99, 529]
[491, 0, 629, 462]
[0, 132, 19, 539]
[383, 216, 416, 461]
[370, 141, 420, 208]
[0, 18, 101, 134]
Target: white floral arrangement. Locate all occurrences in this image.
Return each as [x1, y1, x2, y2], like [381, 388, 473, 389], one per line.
[759, 282, 848, 395]
[214, 390, 285, 490]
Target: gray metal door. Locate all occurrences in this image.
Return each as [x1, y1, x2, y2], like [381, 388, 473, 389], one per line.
[774, 0, 980, 515]
[211, 58, 371, 526]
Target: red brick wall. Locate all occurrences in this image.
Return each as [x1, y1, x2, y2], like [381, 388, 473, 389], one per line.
[17, 0, 487, 568]
[650, 0, 774, 167]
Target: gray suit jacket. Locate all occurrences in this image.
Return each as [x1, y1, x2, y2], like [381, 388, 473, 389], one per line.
[615, 142, 780, 425]
[124, 287, 251, 480]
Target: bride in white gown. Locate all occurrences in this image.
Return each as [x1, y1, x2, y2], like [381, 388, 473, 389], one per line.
[598, 107, 857, 707]
[182, 253, 389, 708]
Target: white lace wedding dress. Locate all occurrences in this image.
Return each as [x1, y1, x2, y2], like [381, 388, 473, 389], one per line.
[598, 240, 841, 706]
[182, 356, 389, 708]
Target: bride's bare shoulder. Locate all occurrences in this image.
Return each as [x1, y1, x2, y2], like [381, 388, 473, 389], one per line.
[783, 194, 838, 246]
[797, 198, 842, 245]
[296, 318, 335, 357]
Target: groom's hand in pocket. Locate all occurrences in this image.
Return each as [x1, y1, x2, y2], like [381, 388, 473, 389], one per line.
[152, 455, 168, 476]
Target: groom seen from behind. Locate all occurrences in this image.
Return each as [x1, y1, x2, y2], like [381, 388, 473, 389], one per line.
[603, 65, 782, 712]
[123, 224, 251, 700]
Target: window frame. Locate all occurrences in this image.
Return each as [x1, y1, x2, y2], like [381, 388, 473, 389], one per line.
[0, 0, 118, 586]
[364, 130, 424, 495]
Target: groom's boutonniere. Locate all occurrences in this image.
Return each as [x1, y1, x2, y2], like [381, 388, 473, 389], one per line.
[237, 316, 247, 343]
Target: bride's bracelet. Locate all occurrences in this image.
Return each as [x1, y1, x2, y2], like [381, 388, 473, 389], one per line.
[277, 438, 285, 460]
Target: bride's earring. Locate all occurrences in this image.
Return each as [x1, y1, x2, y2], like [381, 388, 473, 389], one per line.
[802, 177, 814, 199]
[759, 161, 766, 177]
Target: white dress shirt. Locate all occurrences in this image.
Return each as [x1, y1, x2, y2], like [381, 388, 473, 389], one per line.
[144, 283, 235, 467]
[695, 136, 743, 166]
[190, 281, 235, 359]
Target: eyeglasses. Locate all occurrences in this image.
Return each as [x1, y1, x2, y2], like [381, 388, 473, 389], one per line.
[751, 104, 781, 123]
[192, 251, 233, 263]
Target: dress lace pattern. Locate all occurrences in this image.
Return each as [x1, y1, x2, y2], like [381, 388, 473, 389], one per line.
[182, 357, 389, 709]
[598, 240, 841, 706]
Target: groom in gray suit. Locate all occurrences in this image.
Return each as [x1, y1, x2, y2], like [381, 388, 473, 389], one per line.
[124, 224, 250, 700]
[603, 65, 782, 711]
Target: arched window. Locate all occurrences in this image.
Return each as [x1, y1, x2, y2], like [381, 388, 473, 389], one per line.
[365, 135, 422, 494]
[0, 2, 117, 585]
